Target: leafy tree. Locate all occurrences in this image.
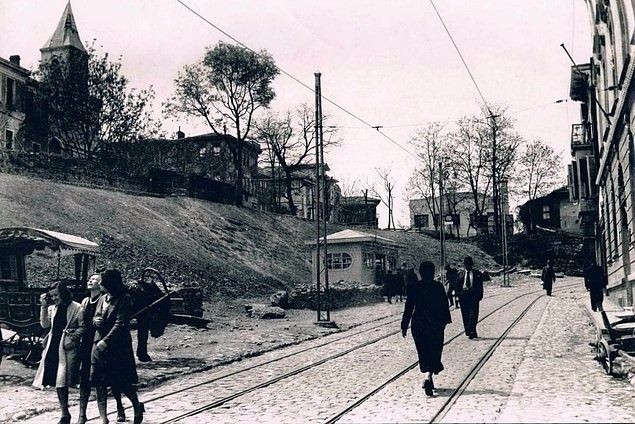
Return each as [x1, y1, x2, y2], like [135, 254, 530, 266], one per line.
[164, 42, 279, 206]
[28, 42, 160, 159]
[517, 138, 563, 200]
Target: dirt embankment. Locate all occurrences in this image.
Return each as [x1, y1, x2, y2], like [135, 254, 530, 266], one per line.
[0, 173, 497, 297]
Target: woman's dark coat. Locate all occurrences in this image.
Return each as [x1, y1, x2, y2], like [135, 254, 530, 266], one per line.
[401, 277, 452, 374]
[90, 284, 138, 388]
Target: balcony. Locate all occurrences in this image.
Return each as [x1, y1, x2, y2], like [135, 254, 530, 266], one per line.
[571, 123, 591, 152]
[569, 63, 591, 102]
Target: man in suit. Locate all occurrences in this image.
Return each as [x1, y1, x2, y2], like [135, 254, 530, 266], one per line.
[457, 256, 484, 339]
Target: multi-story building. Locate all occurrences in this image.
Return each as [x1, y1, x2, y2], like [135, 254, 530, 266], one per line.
[0, 55, 31, 152]
[518, 187, 583, 234]
[409, 184, 511, 237]
[577, 1, 635, 306]
[254, 163, 341, 222]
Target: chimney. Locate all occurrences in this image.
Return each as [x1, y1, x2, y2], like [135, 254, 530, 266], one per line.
[9, 55, 20, 66]
[176, 127, 185, 139]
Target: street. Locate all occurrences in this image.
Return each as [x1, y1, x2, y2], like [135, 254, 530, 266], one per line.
[14, 276, 635, 423]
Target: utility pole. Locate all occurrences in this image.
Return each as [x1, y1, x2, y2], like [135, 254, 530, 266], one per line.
[490, 113, 500, 235]
[314, 73, 322, 323]
[314, 72, 333, 326]
[500, 178, 510, 287]
[439, 160, 446, 286]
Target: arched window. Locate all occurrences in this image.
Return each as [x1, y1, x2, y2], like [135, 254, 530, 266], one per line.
[326, 252, 352, 270]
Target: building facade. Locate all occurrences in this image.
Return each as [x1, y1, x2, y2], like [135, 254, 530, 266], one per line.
[518, 187, 583, 234]
[0, 56, 30, 152]
[337, 195, 380, 228]
[579, 0, 635, 306]
[409, 186, 511, 237]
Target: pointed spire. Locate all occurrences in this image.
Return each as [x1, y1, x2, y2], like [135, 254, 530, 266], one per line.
[41, 2, 86, 52]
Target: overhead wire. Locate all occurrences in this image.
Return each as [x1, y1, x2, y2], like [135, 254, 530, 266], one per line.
[175, 0, 421, 160]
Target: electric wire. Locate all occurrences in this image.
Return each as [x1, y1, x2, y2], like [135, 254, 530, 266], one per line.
[175, 0, 420, 160]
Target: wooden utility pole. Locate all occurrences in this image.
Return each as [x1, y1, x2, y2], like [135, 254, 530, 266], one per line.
[314, 73, 322, 322]
[490, 114, 500, 235]
[318, 72, 331, 322]
[439, 160, 446, 286]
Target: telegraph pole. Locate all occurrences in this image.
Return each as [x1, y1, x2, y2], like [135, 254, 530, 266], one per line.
[439, 161, 446, 286]
[314, 73, 322, 322]
[318, 72, 331, 322]
[500, 178, 510, 287]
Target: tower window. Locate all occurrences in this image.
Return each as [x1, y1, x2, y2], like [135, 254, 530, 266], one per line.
[5, 77, 15, 109]
[5, 130, 13, 150]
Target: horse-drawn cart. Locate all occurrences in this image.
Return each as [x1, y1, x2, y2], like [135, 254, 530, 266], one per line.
[0, 227, 189, 366]
[594, 309, 635, 375]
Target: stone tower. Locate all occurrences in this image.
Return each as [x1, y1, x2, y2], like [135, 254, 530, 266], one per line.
[40, 2, 87, 70]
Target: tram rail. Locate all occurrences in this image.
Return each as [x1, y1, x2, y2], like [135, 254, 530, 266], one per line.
[156, 280, 578, 423]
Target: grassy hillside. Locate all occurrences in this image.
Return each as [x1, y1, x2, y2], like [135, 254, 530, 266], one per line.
[0, 174, 497, 297]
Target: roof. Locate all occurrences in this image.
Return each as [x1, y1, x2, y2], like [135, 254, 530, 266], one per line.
[41, 2, 86, 53]
[341, 196, 381, 205]
[155, 132, 261, 154]
[519, 186, 569, 210]
[305, 229, 399, 246]
[0, 57, 30, 77]
[0, 227, 99, 256]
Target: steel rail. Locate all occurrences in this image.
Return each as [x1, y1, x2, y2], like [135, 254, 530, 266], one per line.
[159, 281, 578, 423]
[326, 283, 576, 424]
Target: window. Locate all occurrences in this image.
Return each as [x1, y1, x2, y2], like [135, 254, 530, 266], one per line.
[414, 214, 429, 228]
[212, 145, 221, 156]
[32, 142, 41, 153]
[0, 255, 19, 281]
[364, 253, 374, 268]
[5, 129, 13, 150]
[199, 147, 207, 157]
[327, 252, 352, 270]
[6, 77, 15, 109]
[542, 205, 550, 220]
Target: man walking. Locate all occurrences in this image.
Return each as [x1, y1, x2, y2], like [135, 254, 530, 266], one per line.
[541, 260, 556, 296]
[444, 264, 459, 308]
[584, 260, 608, 312]
[457, 256, 484, 339]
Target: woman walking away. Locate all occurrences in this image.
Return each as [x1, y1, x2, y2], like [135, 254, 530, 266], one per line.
[91, 269, 145, 424]
[401, 262, 452, 397]
[33, 282, 84, 424]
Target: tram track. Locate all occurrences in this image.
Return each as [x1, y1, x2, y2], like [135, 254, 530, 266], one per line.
[156, 280, 579, 423]
[326, 283, 575, 424]
[83, 280, 533, 422]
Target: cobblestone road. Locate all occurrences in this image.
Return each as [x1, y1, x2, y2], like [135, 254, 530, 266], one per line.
[15, 277, 635, 423]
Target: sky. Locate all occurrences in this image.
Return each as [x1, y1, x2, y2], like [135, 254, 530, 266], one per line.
[0, 0, 592, 228]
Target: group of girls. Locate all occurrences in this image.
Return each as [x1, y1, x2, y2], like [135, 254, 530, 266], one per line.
[33, 269, 146, 424]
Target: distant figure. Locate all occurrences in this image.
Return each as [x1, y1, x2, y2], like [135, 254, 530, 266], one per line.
[401, 262, 452, 397]
[584, 261, 608, 312]
[444, 264, 459, 308]
[397, 262, 410, 302]
[457, 256, 484, 339]
[374, 264, 384, 286]
[541, 260, 556, 296]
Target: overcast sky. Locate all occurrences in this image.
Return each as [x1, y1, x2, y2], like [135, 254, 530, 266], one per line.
[1, 0, 592, 227]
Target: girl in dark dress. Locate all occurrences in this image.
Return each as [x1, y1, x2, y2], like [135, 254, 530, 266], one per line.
[401, 261, 452, 396]
[91, 269, 145, 424]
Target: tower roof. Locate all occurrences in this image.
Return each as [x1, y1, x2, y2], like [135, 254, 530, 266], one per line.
[41, 2, 86, 53]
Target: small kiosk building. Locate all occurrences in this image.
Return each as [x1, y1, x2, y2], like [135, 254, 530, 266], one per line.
[306, 229, 400, 286]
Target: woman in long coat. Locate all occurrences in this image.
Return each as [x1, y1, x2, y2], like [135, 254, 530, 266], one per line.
[401, 261, 452, 396]
[91, 269, 145, 424]
[33, 282, 84, 424]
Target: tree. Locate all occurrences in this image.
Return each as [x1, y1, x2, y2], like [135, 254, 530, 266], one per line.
[28, 42, 160, 159]
[367, 167, 396, 229]
[407, 122, 446, 230]
[164, 42, 279, 206]
[255, 104, 339, 215]
[517, 138, 563, 200]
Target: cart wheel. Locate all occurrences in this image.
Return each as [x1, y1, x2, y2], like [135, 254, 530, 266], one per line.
[596, 342, 613, 375]
[141, 267, 168, 294]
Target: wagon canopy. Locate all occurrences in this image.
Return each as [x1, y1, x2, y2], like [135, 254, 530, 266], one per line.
[0, 227, 100, 257]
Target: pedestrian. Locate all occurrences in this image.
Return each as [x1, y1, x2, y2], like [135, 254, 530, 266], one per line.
[397, 262, 410, 302]
[444, 264, 459, 308]
[33, 282, 84, 424]
[91, 269, 145, 424]
[457, 256, 484, 339]
[584, 260, 608, 312]
[401, 262, 452, 397]
[541, 259, 556, 296]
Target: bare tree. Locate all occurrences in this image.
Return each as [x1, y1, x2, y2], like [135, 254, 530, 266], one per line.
[164, 42, 279, 206]
[255, 104, 339, 215]
[517, 138, 563, 200]
[367, 167, 396, 229]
